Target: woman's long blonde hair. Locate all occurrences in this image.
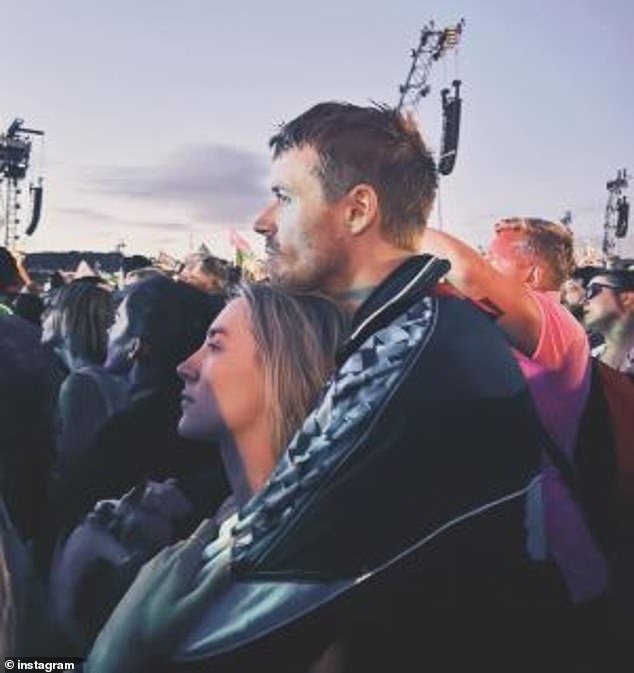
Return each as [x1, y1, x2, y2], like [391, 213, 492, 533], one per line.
[238, 284, 349, 455]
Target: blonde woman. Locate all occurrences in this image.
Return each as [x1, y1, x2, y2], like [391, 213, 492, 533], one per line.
[177, 283, 347, 509]
[87, 284, 348, 672]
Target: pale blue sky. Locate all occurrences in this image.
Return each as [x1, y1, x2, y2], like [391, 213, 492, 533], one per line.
[3, 0, 633, 259]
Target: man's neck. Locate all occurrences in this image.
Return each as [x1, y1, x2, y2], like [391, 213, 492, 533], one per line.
[331, 248, 417, 314]
[600, 317, 634, 370]
[334, 286, 376, 314]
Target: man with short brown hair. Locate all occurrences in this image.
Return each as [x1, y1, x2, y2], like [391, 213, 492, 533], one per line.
[87, 106, 605, 673]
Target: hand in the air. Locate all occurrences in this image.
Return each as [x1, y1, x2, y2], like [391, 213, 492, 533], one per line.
[86, 518, 231, 673]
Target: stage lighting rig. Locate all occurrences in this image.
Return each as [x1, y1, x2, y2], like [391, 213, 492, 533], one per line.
[602, 168, 629, 260]
[0, 117, 45, 249]
[396, 19, 465, 177]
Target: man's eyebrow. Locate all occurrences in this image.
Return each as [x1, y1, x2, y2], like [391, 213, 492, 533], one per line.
[271, 184, 289, 196]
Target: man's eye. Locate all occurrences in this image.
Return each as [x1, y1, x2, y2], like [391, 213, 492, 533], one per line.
[207, 340, 221, 352]
[276, 192, 291, 205]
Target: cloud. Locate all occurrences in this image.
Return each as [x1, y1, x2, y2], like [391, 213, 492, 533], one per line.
[84, 143, 269, 222]
[57, 207, 118, 223]
[132, 219, 195, 232]
[56, 206, 215, 234]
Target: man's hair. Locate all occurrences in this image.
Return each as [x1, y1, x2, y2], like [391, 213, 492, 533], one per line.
[194, 255, 228, 287]
[594, 269, 634, 293]
[179, 254, 228, 293]
[495, 217, 576, 288]
[269, 102, 438, 250]
[199, 255, 226, 275]
[124, 266, 167, 286]
[238, 284, 349, 453]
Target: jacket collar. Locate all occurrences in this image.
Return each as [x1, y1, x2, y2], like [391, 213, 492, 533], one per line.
[339, 254, 449, 364]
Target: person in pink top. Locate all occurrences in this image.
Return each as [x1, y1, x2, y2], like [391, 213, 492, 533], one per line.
[422, 217, 609, 605]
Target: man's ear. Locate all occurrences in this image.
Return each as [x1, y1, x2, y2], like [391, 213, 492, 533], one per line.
[525, 265, 539, 287]
[345, 184, 379, 236]
[526, 264, 547, 290]
[619, 290, 634, 311]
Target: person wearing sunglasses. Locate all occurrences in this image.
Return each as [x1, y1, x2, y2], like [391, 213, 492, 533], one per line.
[583, 270, 634, 375]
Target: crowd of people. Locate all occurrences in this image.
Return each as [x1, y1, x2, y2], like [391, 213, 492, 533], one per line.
[0, 101, 633, 672]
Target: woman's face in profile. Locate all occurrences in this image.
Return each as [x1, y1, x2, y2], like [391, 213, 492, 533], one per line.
[177, 297, 266, 445]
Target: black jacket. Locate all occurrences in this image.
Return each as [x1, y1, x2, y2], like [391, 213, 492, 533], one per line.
[147, 257, 576, 671]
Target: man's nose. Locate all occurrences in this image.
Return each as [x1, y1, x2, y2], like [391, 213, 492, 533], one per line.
[253, 202, 278, 237]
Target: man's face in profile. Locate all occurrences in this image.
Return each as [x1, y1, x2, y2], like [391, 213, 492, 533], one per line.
[254, 146, 348, 293]
[486, 228, 534, 285]
[583, 274, 627, 332]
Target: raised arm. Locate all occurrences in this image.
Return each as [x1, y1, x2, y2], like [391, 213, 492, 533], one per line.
[422, 228, 542, 356]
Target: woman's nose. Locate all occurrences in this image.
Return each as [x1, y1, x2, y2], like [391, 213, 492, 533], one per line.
[177, 347, 202, 381]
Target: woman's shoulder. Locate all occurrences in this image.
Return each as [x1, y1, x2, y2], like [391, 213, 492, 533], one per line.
[60, 366, 130, 414]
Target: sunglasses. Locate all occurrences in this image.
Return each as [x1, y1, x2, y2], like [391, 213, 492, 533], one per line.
[584, 282, 623, 301]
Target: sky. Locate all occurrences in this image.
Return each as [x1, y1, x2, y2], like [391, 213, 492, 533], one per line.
[2, 0, 633, 261]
